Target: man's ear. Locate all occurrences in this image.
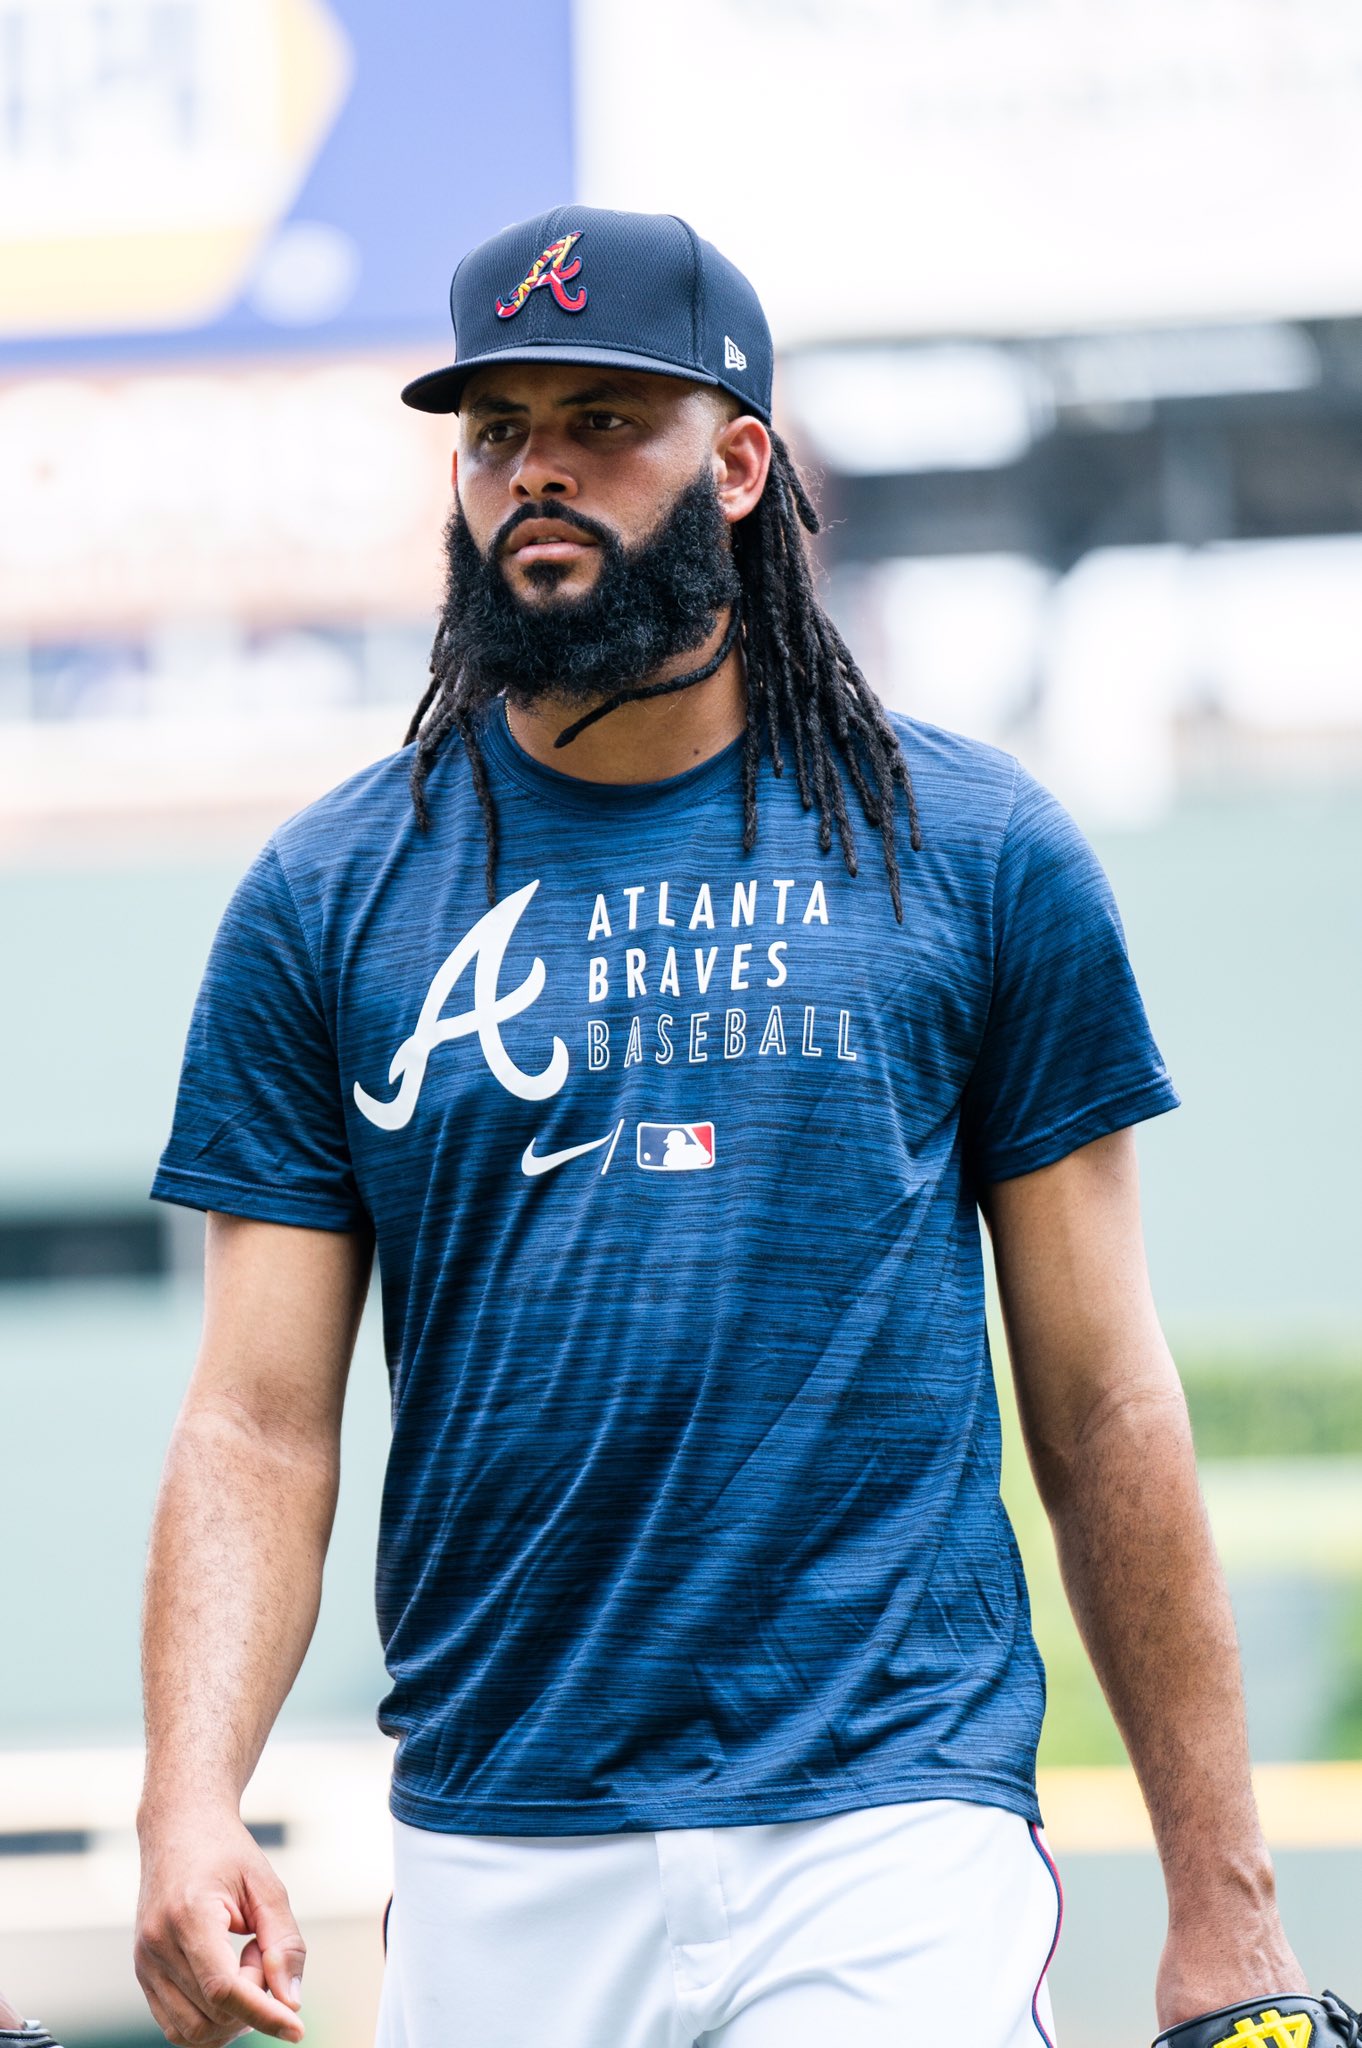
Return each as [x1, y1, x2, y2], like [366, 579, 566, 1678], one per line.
[713, 415, 771, 525]
[451, 446, 459, 491]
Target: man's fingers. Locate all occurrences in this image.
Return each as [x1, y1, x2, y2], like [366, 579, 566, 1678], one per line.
[136, 1927, 222, 2033]
[146, 1957, 248, 2048]
[260, 1948, 306, 2012]
[146, 1984, 223, 2048]
[143, 1977, 245, 2048]
[142, 1981, 191, 2045]
[249, 1889, 306, 2012]
[179, 1923, 303, 2043]
[139, 1923, 282, 2047]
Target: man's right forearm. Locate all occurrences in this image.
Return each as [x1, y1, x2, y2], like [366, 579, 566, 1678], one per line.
[136, 1393, 339, 2044]
[140, 1393, 339, 1817]
[136, 1213, 368, 2045]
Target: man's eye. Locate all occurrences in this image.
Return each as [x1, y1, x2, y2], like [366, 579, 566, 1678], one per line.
[480, 420, 520, 445]
[583, 411, 626, 431]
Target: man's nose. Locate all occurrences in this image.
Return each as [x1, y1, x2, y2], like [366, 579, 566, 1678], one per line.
[511, 430, 578, 501]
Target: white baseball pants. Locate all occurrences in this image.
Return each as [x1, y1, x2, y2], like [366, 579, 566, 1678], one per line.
[374, 1796, 1063, 2048]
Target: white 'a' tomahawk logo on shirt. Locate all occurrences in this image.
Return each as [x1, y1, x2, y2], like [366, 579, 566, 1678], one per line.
[353, 880, 568, 1130]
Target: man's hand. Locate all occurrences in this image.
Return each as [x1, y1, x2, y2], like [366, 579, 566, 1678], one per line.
[1156, 1909, 1309, 2032]
[135, 1808, 306, 2047]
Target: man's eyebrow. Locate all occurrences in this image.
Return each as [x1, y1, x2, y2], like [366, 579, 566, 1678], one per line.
[463, 379, 647, 419]
[461, 393, 525, 419]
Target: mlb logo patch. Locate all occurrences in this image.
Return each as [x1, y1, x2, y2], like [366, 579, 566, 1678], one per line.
[637, 1122, 715, 1171]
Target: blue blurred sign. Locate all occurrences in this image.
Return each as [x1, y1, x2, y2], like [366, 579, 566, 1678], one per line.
[0, 0, 576, 366]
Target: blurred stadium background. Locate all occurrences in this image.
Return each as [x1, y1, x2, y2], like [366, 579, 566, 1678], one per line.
[1, 1, 1359, 2042]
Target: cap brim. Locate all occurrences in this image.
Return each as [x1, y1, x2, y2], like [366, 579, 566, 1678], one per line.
[401, 343, 752, 415]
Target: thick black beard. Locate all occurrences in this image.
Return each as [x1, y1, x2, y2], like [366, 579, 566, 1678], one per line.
[437, 471, 740, 711]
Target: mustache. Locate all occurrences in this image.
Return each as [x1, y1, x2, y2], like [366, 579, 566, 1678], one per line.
[490, 499, 620, 557]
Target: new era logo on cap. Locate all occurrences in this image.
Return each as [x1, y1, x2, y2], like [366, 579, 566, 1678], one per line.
[724, 335, 747, 370]
[637, 1122, 715, 1171]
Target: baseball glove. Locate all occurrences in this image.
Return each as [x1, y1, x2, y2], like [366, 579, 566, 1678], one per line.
[1155, 1991, 1360, 2048]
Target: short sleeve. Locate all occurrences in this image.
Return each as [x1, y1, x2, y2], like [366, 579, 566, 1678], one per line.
[962, 767, 1180, 1186]
[151, 843, 365, 1230]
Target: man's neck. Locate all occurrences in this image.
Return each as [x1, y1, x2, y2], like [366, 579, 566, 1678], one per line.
[503, 611, 746, 785]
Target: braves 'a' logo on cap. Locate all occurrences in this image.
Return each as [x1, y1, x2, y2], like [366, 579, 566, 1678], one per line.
[496, 232, 587, 320]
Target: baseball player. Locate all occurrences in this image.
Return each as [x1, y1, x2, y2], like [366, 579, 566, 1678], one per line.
[134, 208, 1323, 2047]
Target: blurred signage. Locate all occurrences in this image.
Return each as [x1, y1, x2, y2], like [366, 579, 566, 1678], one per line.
[0, 358, 452, 632]
[0, 0, 351, 337]
[0, 0, 575, 358]
[577, 0, 1362, 341]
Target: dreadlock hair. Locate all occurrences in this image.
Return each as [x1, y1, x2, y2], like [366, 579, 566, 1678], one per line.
[404, 429, 923, 921]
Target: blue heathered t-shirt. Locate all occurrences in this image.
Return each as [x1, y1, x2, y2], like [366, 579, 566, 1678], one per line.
[152, 703, 1179, 1835]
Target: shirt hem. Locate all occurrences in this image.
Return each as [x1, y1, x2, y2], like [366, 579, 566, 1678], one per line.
[387, 1767, 1042, 1837]
[149, 1166, 364, 1232]
[975, 1074, 1181, 1186]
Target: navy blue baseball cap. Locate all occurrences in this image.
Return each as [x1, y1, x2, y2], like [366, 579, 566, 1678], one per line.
[400, 205, 774, 424]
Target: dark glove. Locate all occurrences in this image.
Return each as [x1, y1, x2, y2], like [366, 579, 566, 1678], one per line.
[1155, 1991, 1361, 2048]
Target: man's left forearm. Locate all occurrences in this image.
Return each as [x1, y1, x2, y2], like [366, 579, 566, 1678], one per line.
[984, 1130, 1306, 2025]
[1040, 1377, 1304, 2022]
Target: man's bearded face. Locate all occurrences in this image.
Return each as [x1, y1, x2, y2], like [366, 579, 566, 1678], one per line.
[437, 470, 740, 711]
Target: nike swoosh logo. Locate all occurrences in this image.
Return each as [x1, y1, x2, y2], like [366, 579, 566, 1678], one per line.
[521, 1119, 625, 1178]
